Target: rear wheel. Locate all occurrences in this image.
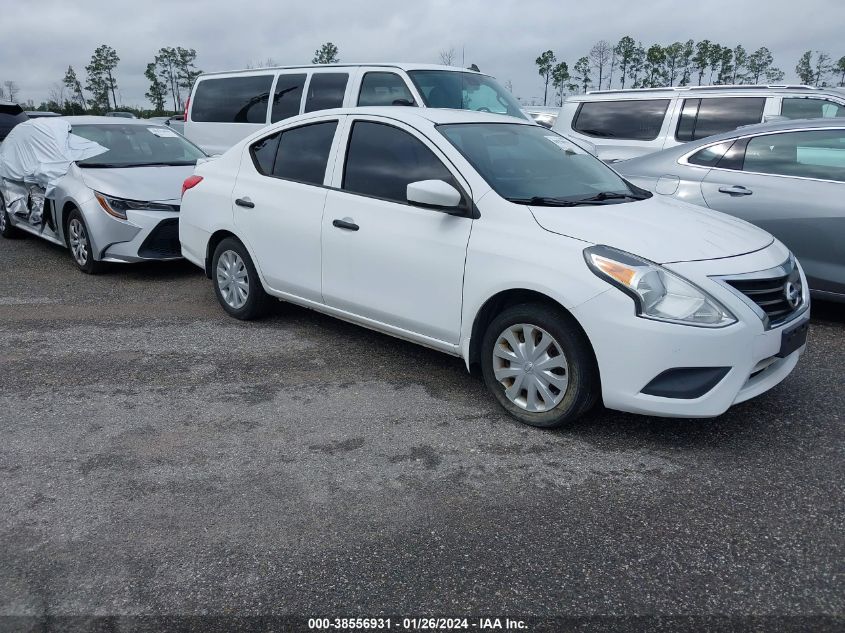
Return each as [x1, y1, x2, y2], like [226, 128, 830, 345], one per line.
[0, 194, 21, 238]
[66, 209, 105, 274]
[212, 237, 272, 320]
[481, 303, 599, 428]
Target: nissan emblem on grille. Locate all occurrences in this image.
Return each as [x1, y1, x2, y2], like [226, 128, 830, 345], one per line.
[784, 281, 802, 309]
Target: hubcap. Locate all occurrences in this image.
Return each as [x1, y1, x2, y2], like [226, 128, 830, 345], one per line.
[216, 250, 249, 309]
[68, 218, 89, 265]
[493, 323, 569, 413]
[0, 210, 6, 232]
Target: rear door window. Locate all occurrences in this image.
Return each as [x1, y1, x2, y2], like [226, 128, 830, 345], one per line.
[270, 121, 338, 185]
[357, 72, 415, 106]
[304, 73, 349, 113]
[676, 97, 765, 142]
[572, 100, 670, 141]
[271, 73, 306, 123]
[781, 98, 845, 120]
[191, 75, 273, 123]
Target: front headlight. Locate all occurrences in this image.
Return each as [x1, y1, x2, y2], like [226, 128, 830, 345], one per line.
[584, 245, 736, 327]
[94, 192, 177, 220]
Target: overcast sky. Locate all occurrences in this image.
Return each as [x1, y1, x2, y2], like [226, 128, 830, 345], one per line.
[2, 0, 844, 108]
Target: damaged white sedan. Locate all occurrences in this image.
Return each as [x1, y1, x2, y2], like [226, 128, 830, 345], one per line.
[0, 116, 207, 273]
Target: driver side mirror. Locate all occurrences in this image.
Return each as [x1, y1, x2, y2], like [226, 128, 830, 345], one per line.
[407, 180, 465, 214]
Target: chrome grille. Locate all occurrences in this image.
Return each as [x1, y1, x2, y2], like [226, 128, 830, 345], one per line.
[720, 258, 805, 329]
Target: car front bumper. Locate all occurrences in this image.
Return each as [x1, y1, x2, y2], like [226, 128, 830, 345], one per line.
[571, 242, 809, 418]
[82, 198, 182, 263]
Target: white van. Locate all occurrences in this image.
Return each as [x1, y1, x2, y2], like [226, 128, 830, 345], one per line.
[184, 63, 526, 154]
[552, 85, 845, 162]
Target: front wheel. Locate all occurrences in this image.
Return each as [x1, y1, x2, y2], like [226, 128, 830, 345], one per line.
[66, 209, 105, 274]
[481, 303, 599, 428]
[212, 237, 272, 320]
[0, 195, 21, 238]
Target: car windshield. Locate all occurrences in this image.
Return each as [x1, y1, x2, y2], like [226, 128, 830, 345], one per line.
[438, 123, 643, 205]
[72, 124, 206, 167]
[408, 71, 526, 119]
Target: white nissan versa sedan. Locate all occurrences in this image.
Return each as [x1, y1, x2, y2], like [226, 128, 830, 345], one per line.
[179, 107, 810, 428]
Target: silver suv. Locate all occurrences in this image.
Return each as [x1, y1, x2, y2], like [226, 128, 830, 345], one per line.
[553, 85, 845, 162]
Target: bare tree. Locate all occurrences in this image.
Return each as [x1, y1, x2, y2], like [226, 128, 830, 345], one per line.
[589, 40, 612, 90]
[439, 47, 457, 66]
[47, 83, 66, 108]
[3, 80, 20, 102]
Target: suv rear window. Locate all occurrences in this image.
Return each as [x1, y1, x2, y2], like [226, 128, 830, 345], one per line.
[191, 75, 273, 123]
[676, 97, 765, 142]
[572, 100, 669, 141]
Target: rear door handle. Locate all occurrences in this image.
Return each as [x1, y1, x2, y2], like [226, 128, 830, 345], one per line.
[235, 197, 255, 208]
[332, 218, 359, 231]
[718, 185, 753, 196]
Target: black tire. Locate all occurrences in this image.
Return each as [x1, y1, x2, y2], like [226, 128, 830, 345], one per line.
[481, 302, 599, 428]
[66, 209, 106, 274]
[0, 194, 21, 239]
[211, 237, 273, 320]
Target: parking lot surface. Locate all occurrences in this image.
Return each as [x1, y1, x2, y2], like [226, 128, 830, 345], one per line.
[0, 236, 842, 626]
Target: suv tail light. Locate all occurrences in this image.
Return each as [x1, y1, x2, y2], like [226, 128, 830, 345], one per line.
[181, 175, 203, 198]
[184, 96, 191, 121]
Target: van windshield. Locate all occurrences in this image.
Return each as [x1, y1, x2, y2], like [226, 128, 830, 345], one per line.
[72, 124, 206, 168]
[408, 71, 526, 119]
[438, 123, 646, 206]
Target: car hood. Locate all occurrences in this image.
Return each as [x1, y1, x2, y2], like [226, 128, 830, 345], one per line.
[78, 164, 197, 203]
[529, 195, 774, 264]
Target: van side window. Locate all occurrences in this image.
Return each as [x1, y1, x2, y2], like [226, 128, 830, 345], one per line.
[676, 97, 765, 142]
[357, 72, 415, 107]
[191, 75, 273, 123]
[271, 74, 306, 123]
[781, 98, 845, 120]
[342, 121, 458, 204]
[572, 100, 669, 141]
[304, 73, 349, 113]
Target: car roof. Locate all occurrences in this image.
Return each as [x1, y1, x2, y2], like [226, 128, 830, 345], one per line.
[197, 63, 491, 79]
[58, 115, 166, 126]
[567, 85, 845, 102]
[286, 106, 533, 127]
[689, 117, 845, 144]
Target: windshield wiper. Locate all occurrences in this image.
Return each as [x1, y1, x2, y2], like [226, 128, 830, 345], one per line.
[507, 191, 650, 207]
[575, 191, 650, 203]
[506, 196, 580, 207]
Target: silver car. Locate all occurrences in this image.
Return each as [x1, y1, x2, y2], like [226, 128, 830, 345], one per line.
[0, 116, 206, 274]
[616, 118, 845, 302]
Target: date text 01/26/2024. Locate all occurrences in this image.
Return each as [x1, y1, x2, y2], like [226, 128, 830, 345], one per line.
[308, 618, 528, 630]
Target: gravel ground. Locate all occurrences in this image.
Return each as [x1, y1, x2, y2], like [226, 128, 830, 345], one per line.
[0, 235, 842, 630]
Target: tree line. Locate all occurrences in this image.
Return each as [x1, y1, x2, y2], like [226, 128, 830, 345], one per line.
[535, 37, 845, 106]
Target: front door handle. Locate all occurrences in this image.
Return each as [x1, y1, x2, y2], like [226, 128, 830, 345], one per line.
[235, 197, 255, 208]
[718, 185, 753, 196]
[332, 218, 359, 231]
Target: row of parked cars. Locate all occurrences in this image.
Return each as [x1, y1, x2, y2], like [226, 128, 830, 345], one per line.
[1, 62, 838, 429]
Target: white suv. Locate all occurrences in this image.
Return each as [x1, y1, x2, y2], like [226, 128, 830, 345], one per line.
[553, 85, 845, 162]
[179, 107, 809, 428]
[184, 63, 525, 155]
